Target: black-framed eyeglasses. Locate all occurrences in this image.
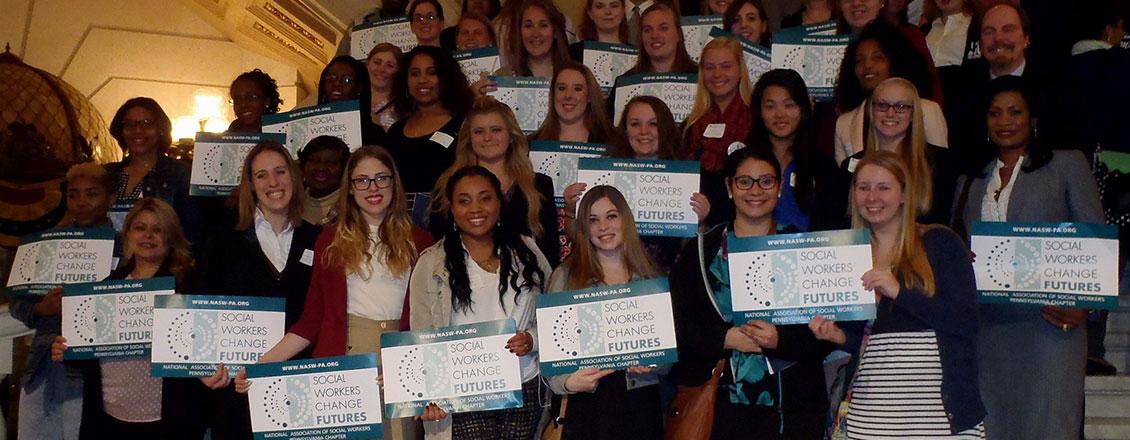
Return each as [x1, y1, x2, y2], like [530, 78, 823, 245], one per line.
[229, 94, 264, 105]
[351, 175, 393, 190]
[413, 14, 438, 22]
[732, 175, 778, 190]
[871, 101, 912, 114]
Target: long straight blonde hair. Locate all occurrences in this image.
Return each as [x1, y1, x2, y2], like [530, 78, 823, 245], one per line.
[429, 97, 546, 238]
[683, 36, 753, 134]
[849, 151, 935, 297]
[864, 78, 932, 218]
[563, 185, 660, 289]
[324, 145, 417, 278]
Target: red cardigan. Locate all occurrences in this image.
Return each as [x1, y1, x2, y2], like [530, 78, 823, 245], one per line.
[288, 224, 435, 358]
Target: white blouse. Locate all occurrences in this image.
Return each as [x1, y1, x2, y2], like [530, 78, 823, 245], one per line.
[346, 232, 411, 321]
[926, 13, 972, 67]
[981, 156, 1025, 222]
[451, 251, 540, 383]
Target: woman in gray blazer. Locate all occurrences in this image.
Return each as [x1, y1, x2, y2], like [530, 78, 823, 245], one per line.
[952, 76, 1103, 440]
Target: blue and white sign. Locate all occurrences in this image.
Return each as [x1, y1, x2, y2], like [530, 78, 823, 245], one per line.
[581, 41, 639, 92]
[972, 222, 1120, 309]
[351, 16, 416, 59]
[454, 46, 502, 84]
[486, 76, 551, 133]
[681, 15, 724, 62]
[771, 32, 852, 101]
[151, 295, 286, 377]
[190, 132, 287, 197]
[381, 319, 523, 418]
[262, 101, 364, 158]
[7, 228, 116, 296]
[612, 73, 699, 123]
[61, 277, 175, 359]
[727, 229, 875, 324]
[576, 158, 701, 237]
[247, 354, 382, 440]
[536, 279, 678, 376]
[528, 141, 609, 208]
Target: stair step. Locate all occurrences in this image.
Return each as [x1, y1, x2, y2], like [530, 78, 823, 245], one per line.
[1085, 417, 1130, 440]
[1085, 376, 1130, 418]
[1111, 311, 1130, 333]
[1107, 332, 1130, 348]
[1107, 348, 1130, 374]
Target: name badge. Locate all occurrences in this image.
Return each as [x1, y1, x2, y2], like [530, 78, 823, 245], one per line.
[430, 131, 455, 148]
[300, 249, 314, 266]
[703, 123, 725, 139]
[789, 172, 797, 187]
[847, 157, 860, 173]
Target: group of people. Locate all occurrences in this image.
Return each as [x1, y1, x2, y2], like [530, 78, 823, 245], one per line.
[11, 0, 1129, 439]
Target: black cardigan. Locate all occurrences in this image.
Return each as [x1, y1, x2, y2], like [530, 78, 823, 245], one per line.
[76, 261, 207, 440]
[667, 224, 834, 415]
[197, 221, 322, 329]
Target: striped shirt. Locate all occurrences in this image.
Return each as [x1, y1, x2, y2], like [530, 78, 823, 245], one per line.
[846, 331, 985, 439]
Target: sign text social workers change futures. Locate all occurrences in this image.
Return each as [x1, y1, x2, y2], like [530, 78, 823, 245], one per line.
[681, 15, 724, 62]
[453, 46, 501, 85]
[190, 132, 287, 197]
[576, 158, 700, 237]
[7, 228, 116, 296]
[381, 319, 524, 418]
[486, 76, 551, 133]
[350, 16, 416, 59]
[612, 73, 698, 123]
[971, 222, 1120, 310]
[707, 27, 772, 86]
[247, 354, 382, 440]
[727, 229, 876, 325]
[771, 31, 852, 101]
[582, 41, 638, 93]
[151, 295, 285, 377]
[536, 279, 678, 376]
[62, 276, 176, 360]
[262, 100, 363, 158]
[528, 141, 609, 208]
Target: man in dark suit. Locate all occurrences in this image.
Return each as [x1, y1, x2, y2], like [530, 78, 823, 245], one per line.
[948, 3, 1085, 173]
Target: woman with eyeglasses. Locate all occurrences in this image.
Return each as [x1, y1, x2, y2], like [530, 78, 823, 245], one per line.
[832, 21, 946, 166]
[544, 186, 665, 440]
[51, 198, 206, 439]
[842, 78, 955, 225]
[317, 56, 385, 145]
[412, 166, 550, 440]
[104, 97, 199, 241]
[408, 0, 446, 47]
[811, 151, 986, 439]
[227, 69, 283, 133]
[385, 46, 474, 216]
[747, 69, 845, 232]
[232, 145, 434, 440]
[668, 146, 835, 439]
[428, 97, 560, 267]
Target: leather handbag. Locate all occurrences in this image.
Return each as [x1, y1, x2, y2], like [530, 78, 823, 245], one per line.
[541, 395, 567, 440]
[664, 360, 725, 440]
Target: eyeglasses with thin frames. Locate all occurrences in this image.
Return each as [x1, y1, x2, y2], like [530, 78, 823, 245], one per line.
[871, 101, 913, 114]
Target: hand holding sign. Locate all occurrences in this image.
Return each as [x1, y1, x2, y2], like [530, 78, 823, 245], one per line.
[808, 315, 846, 345]
[861, 268, 900, 300]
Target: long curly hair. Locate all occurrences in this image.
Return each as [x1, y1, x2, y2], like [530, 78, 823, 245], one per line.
[442, 166, 546, 313]
[833, 20, 934, 113]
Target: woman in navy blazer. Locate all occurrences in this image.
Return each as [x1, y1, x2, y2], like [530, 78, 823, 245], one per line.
[952, 76, 1103, 440]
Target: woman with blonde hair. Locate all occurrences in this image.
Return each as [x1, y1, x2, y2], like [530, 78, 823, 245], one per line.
[429, 96, 560, 266]
[52, 197, 205, 439]
[811, 151, 985, 439]
[232, 145, 434, 440]
[196, 141, 321, 438]
[842, 77, 955, 225]
[683, 36, 754, 173]
[544, 185, 665, 440]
